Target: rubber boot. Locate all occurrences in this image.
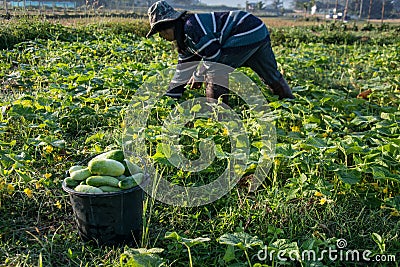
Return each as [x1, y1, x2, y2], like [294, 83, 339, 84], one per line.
[269, 77, 295, 100]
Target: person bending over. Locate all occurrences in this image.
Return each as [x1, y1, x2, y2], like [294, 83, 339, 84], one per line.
[146, 0, 295, 104]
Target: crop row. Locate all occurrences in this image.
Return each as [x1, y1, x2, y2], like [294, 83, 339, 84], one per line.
[1, 21, 398, 210]
[0, 19, 399, 266]
[1, 18, 400, 50]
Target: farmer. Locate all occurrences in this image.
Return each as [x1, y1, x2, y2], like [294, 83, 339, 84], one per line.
[146, 0, 294, 104]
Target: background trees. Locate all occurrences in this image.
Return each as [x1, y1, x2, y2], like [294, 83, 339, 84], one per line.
[291, 0, 398, 18]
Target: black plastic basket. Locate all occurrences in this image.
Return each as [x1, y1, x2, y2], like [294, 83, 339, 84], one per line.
[62, 181, 143, 245]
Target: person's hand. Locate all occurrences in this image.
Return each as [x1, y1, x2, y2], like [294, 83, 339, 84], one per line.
[188, 75, 204, 89]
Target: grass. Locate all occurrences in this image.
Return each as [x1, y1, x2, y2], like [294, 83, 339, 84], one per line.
[1, 189, 398, 266]
[0, 17, 399, 266]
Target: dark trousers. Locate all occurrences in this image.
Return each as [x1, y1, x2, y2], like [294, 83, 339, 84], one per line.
[203, 40, 283, 103]
[204, 40, 283, 87]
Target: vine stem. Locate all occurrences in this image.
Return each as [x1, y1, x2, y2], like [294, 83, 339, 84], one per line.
[185, 244, 193, 267]
[244, 249, 251, 266]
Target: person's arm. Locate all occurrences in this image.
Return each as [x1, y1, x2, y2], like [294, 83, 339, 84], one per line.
[184, 14, 224, 62]
[165, 53, 202, 98]
[186, 12, 268, 62]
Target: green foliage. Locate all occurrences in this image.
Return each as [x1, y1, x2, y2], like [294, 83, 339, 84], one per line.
[219, 232, 264, 266]
[0, 18, 399, 267]
[165, 232, 210, 267]
[270, 22, 400, 47]
[120, 247, 166, 267]
[0, 17, 150, 49]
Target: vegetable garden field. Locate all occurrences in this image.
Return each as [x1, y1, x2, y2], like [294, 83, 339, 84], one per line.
[0, 17, 399, 266]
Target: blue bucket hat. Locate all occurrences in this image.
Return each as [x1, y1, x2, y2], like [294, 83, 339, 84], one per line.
[146, 1, 186, 38]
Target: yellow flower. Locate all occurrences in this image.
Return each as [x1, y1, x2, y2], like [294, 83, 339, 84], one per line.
[0, 182, 5, 191]
[314, 191, 324, 197]
[7, 184, 15, 194]
[44, 173, 52, 179]
[44, 145, 53, 154]
[24, 188, 33, 198]
[35, 182, 41, 189]
[55, 201, 62, 209]
[319, 198, 327, 205]
[382, 188, 388, 194]
[371, 183, 379, 188]
[291, 126, 301, 132]
[322, 133, 328, 137]
[222, 128, 229, 136]
[390, 210, 400, 217]
[161, 52, 168, 60]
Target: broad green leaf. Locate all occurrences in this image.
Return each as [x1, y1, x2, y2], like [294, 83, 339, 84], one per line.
[181, 128, 199, 139]
[85, 132, 105, 144]
[267, 225, 284, 235]
[223, 245, 236, 263]
[218, 232, 263, 250]
[120, 253, 165, 267]
[180, 236, 211, 246]
[151, 143, 172, 166]
[369, 166, 400, 182]
[371, 233, 386, 254]
[165, 232, 210, 247]
[160, 143, 172, 158]
[124, 247, 164, 256]
[268, 239, 300, 261]
[190, 104, 202, 113]
[215, 144, 228, 159]
[121, 246, 166, 267]
[337, 170, 361, 185]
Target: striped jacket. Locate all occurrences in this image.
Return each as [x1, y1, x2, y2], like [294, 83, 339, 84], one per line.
[182, 10, 269, 61]
[167, 11, 270, 98]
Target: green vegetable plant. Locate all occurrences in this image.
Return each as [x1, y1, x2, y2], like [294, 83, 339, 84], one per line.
[218, 232, 263, 266]
[371, 233, 386, 255]
[119, 247, 166, 267]
[0, 17, 399, 267]
[164, 231, 210, 267]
